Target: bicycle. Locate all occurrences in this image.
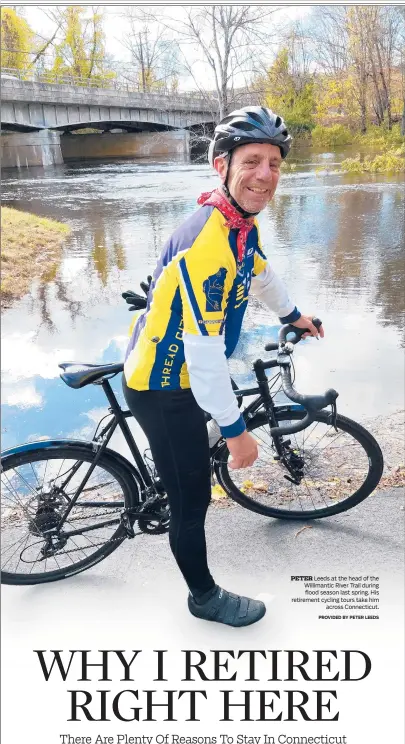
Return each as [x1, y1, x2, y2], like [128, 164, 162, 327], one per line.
[1, 320, 383, 585]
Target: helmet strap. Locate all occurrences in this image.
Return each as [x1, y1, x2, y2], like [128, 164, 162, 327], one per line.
[222, 150, 259, 219]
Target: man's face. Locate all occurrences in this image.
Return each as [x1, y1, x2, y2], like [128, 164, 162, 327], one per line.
[214, 142, 282, 213]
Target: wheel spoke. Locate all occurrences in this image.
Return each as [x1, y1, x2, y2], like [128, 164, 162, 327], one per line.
[218, 411, 378, 518]
[2, 533, 32, 569]
[1, 449, 131, 581]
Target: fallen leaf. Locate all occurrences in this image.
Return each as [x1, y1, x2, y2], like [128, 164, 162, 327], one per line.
[294, 525, 313, 538]
[254, 482, 268, 492]
[211, 485, 228, 500]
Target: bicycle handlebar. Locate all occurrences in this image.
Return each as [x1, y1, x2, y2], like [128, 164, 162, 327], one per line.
[280, 316, 323, 344]
[279, 365, 338, 413]
[260, 318, 339, 437]
[264, 317, 323, 351]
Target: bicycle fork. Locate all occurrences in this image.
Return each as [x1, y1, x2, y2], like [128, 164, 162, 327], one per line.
[252, 359, 305, 485]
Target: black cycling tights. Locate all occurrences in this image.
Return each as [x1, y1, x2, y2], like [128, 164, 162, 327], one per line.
[122, 378, 216, 599]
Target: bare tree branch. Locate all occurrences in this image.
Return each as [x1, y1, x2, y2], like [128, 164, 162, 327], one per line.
[142, 5, 283, 119]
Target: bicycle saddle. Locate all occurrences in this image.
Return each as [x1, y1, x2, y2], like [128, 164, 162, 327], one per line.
[59, 362, 124, 389]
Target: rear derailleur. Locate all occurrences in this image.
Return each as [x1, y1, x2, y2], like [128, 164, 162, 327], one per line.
[28, 501, 68, 559]
[274, 439, 305, 485]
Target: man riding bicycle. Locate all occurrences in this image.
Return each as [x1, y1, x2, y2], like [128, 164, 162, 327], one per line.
[123, 106, 324, 627]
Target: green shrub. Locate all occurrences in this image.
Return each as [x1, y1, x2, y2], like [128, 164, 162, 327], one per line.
[311, 124, 352, 148]
[354, 123, 403, 149]
[340, 146, 404, 174]
[338, 155, 364, 173]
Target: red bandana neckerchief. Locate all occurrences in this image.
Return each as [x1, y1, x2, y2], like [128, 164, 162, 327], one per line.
[197, 188, 254, 263]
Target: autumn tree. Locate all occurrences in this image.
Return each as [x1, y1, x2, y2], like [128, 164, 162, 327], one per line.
[1, 6, 34, 72]
[258, 37, 315, 132]
[309, 6, 403, 131]
[46, 6, 114, 85]
[397, 7, 405, 135]
[307, 7, 368, 131]
[359, 6, 400, 129]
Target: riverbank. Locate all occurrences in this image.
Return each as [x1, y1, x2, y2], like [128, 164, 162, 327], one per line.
[1, 207, 70, 309]
[289, 123, 405, 173]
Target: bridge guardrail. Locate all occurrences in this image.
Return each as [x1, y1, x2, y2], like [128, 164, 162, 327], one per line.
[0, 68, 217, 111]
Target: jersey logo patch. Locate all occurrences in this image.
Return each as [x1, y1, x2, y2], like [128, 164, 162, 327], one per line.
[203, 267, 228, 312]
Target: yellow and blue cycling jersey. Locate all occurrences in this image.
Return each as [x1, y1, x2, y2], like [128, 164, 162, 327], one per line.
[125, 204, 274, 391]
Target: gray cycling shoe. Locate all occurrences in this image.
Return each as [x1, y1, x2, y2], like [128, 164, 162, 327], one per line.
[188, 585, 266, 627]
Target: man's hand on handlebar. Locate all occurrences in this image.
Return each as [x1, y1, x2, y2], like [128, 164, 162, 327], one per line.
[290, 315, 324, 339]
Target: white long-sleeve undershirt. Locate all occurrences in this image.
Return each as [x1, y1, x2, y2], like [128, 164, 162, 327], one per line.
[250, 263, 298, 320]
[183, 332, 244, 438]
[183, 265, 299, 436]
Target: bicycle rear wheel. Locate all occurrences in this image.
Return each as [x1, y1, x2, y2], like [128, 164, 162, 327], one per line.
[215, 409, 383, 519]
[1, 443, 137, 585]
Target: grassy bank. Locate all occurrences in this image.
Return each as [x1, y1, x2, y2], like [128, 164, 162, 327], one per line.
[339, 143, 405, 174]
[1, 207, 70, 309]
[312, 124, 405, 172]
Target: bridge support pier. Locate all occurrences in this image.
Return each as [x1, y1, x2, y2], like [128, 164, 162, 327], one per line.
[1, 130, 64, 169]
[60, 130, 190, 161]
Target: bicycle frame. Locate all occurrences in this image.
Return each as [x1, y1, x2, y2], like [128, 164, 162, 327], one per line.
[51, 377, 159, 538]
[54, 361, 291, 539]
[91, 363, 286, 468]
[210, 359, 291, 461]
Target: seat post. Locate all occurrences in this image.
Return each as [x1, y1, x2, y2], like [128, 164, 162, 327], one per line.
[101, 378, 122, 416]
[101, 378, 153, 486]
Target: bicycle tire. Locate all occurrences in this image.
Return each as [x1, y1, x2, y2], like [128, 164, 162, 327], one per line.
[215, 409, 383, 519]
[1, 442, 138, 585]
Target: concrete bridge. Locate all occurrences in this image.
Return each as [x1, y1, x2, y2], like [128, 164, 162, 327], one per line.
[1, 77, 216, 132]
[1, 77, 217, 168]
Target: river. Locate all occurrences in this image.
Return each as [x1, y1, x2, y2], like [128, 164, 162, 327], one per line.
[1, 149, 404, 453]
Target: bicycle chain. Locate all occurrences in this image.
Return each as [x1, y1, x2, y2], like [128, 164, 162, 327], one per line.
[61, 507, 123, 522]
[40, 532, 138, 557]
[24, 505, 160, 559]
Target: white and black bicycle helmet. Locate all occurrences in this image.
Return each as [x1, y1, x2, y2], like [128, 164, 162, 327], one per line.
[208, 106, 292, 166]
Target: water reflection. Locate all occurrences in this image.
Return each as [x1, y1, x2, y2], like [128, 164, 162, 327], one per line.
[268, 171, 405, 343]
[1, 152, 404, 451]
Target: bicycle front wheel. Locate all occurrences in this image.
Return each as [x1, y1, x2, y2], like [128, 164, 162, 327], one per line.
[215, 409, 383, 519]
[1, 443, 137, 585]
